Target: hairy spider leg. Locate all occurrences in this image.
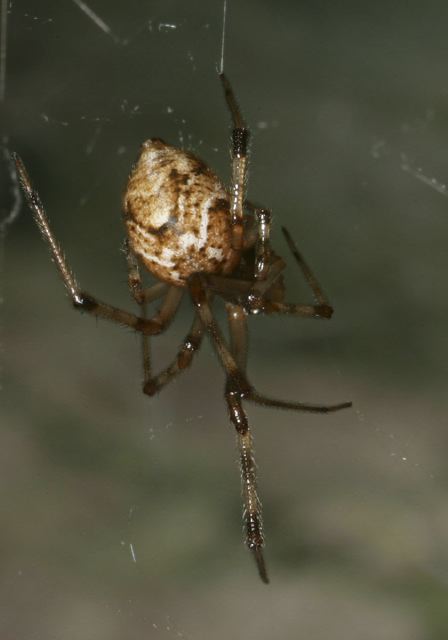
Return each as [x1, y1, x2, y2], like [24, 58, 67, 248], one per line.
[243, 225, 336, 318]
[125, 242, 186, 383]
[189, 274, 351, 410]
[220, 73, 248, 252]
[125, 250, 169, 306]
[226, 302, 268, 583]
[281, 226, 330, 307]
[126, 245, 175, 381]
[227, 302, 248, 370]
[13, 153, 178, 336]
[124, 242, 206, 397]
[125, 243, 207, 402]
[188, 274, 351, 583]
[142, 312, 205, 397]
[206, 258, 334, 320]
[253, 208, 271, 280]
[205, 197, 334, 318]
[205, 255, 286, 306]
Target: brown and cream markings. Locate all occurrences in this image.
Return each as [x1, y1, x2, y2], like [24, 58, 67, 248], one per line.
[123, 138, 241, 286]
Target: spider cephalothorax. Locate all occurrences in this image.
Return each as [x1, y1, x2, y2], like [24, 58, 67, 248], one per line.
[14, 72, 351, 584]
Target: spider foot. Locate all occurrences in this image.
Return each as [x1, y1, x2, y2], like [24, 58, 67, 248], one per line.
[251, 546, 269, 584]
[315, 303, 333, 319]
[227, 376, 352, 414]
[143, 379, 159, 396]
[248, 391, 352, 414]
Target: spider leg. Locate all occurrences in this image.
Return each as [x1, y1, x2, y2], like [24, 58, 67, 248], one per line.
[125, 246, 169, 306]
[227, 303, 247, 370]
[248, 391, 351, 413]
[253, 224, 333, 318]
[125, 244, 204, 396]
[281, 225, 329, 306]
[207, 264, 332, 320]
[139, 296, 151, 387]
[205, 256, 285, 305]
[227, 383, 268, 583]
[190, 274, 351, 581]
[249, 231, 334, 314]
[13, 153, 174, 336]
[142, 312, 204, 396]
[131, 280, 184, 389]
[226, 302, 268, 584]
[206, 274, 252, 298]
[252, 299, 334, 319]
[125, 243, 184, 384]
[220, 73, 248, 252]
[189, 273, 350, 413]
[254, 208, 271, 280]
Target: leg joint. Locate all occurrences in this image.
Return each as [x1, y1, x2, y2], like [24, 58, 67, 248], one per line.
[73, 291, 98, 312]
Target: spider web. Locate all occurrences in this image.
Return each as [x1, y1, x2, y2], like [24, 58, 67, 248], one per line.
[2, 1, 448, 639]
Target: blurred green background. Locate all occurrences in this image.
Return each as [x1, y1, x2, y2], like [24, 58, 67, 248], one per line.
[2, 1, 448, 638]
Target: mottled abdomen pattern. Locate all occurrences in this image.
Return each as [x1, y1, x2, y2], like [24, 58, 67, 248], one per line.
[123, 138, 241, 286]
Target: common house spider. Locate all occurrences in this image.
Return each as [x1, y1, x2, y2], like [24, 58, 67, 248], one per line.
[14, 73, 351, 584]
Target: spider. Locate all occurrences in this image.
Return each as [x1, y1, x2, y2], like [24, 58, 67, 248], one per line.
[13, 73, 351, 584]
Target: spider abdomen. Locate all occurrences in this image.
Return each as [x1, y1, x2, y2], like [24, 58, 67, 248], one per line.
[123, 139, 240, 286]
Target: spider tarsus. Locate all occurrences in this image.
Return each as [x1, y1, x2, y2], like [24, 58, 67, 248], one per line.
[219, 72, 246, 130]
[218, 72, 231, 99]
[280, 225, 293, 242]
[143, 379, 159, 396]
[252, 547, 270, 585]
[227, 379, 352, 415]
[248, 392, 352, 414]
[12, 152, 32, 195]
[302, 400, 352, 413]
[316, 303, 333, 319]
[328, 400, 353, 412]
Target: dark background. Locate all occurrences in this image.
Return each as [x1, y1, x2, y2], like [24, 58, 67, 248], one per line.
[2, 1, 448, 638]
